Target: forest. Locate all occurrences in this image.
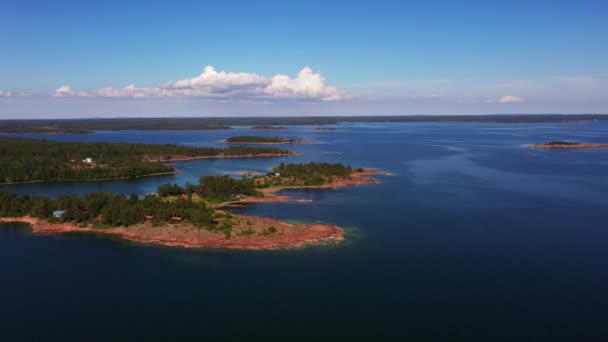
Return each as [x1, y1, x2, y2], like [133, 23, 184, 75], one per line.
[0, 191, 215, 228]
[539, 141, 579, 145]
[0, 137, 290, 183]
[225, 136, 298, 143]
[0, 162, 357, 234]
[259, 162, 353, 186]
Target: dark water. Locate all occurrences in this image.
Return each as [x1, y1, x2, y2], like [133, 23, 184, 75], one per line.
[2, 123, 608, 341]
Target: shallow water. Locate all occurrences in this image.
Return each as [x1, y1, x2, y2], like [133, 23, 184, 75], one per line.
[2, 122, 608, 340]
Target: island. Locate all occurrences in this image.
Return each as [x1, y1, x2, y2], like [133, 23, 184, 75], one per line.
[0, 127, 93, 134]
[528, 141, 608, 149]
[0, 137, 297, 184]
[251, 125, 288, 130]
[225, 136, 313, 144]
[315, 127, 337, 131]
[0, 162, 386, 249]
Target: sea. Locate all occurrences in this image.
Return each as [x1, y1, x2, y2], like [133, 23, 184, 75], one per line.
[1, 122, 608, 341]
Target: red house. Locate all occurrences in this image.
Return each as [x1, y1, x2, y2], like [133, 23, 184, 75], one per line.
[145, 215, 154, 222]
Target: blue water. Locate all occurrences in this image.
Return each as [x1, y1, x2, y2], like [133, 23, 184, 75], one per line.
[2, 122, 608, 341]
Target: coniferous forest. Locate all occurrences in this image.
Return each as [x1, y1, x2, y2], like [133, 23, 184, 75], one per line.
[0, 137, 290, 183]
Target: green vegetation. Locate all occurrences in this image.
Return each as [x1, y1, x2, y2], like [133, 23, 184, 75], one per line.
[0, 191, 215, 228]
[0, 127, 92, 134]
[540, 141, 579, 145]
[257, 162, 353, 187]
[260, 226, 277, 236]
[0, 138, 290, 183]
[226, 136, 299, 143]
[182, 175, 261, 202]
[0, 162, 359, 237]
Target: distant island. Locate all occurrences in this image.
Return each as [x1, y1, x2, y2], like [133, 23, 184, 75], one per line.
[0, 127, 93, 134]
[2, 115, 608, 134]
[528, 141, 608, 149]
[0, 162, 385, 249]
[0, 138, 296, 184]
[251, 125, 288, 130]
[315, 127, 337, 131]
[225, 136, 312, 144]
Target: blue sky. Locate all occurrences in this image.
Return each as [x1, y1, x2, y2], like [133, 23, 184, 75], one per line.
[1, 0, 607, 118]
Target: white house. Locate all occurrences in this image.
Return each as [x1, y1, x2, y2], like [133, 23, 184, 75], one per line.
[82, 158, 93, 163]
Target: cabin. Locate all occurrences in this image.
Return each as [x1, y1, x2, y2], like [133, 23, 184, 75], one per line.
[53, 210, 65, 218]
[145, 215, 154, 222]
[171, 216, 184, 222]
[82, 158, 93, 163]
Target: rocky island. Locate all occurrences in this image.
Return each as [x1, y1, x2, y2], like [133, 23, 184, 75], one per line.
[0, 162, 385, 250]
[528, 141, 608, 149]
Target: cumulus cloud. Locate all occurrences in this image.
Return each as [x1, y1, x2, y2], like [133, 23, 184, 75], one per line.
[50, 66, 346, 101]
[498, 95, 524, 103]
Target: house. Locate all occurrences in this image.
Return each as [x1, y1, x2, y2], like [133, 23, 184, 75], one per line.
[82, 158, 93, 163]
[53, 210, 65, 218]
[274, 172, 281, 177]
[145, 215, 154, 222]
[171, 216, 184, 222]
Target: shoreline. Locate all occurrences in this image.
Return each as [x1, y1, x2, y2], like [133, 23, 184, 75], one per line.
[220, 168, 387, 207]
[152, 151, 301, 162]
[0, 215, 343, 250]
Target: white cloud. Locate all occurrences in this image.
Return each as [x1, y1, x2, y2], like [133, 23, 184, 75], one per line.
[51, 66, 346, 101]
[498, 95, 524, 103]
[52, 85, 90, 98]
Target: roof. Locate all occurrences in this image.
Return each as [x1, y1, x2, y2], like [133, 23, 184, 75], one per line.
[53, 210, 66, 216]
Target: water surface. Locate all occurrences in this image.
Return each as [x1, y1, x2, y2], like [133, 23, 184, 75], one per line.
[2, 122, 608, 340]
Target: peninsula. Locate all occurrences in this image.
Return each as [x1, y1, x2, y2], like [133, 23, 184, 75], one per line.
[0, 137, 295, 184]
[0, 162, 384, 249]
[528, 141, 608, 149]
[225, 136, 313, 144]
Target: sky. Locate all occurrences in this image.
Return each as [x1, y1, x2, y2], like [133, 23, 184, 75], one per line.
[0, 0, 607, 118]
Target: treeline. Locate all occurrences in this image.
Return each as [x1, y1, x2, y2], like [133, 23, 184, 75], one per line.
[226, 136, 297, 143]
[259, 162, 353, 186]
[0, 127, 92, 134]
[160, 175, 260, 202]
[0, 192, 215, 228]
[0, 138, 290, 183]
[2, 115, 608, 132]
[540, 141, 579, 145]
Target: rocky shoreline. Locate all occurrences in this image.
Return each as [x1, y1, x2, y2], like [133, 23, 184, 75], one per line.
[0, 215, 343, 250]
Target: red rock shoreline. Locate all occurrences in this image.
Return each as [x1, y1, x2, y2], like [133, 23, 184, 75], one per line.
[0, 215, 343, 250]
